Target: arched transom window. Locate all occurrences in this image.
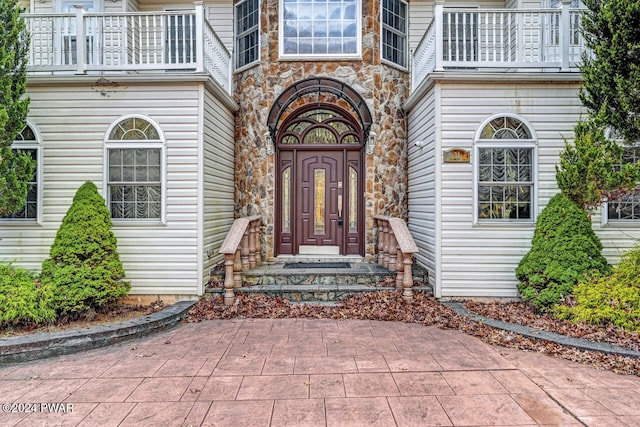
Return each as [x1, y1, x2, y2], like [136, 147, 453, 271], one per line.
[106, 116, 163, 221]
[279, 108, 362, 146]
[476, 115, 535, 221]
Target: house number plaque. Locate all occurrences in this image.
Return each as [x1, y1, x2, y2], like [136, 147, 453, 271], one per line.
[443, 148, 470, 163]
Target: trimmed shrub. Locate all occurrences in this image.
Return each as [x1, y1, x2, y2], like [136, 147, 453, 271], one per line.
[40, 181, 130, 318]
[557, 245, 640, 332]
[516, 193, 610, 311]
[0, 262, 55, 325]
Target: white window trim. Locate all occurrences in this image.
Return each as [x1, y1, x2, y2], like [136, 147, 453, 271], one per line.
[234, 0, 261, 71]
[0, 122, 42, 225]
[380, 0, 408, 71]
[278, 0, 362, 60]
[103, 114, 166, 225]
[473, 113, 538, 225]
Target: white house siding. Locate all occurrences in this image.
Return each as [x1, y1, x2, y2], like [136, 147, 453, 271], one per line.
[407, 84, 440, 295]
[0, 80, 203, 296]
[202, 87, 235, 285]
[436, 81, 586, 297]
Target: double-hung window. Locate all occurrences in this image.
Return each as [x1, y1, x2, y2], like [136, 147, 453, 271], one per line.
[0, 125, 39, 221]
[280, 0, 360, 58]
[381, 0, 407, 68]
[475, 115, 536, 222]
[106, 116, 164, 221]
[235, 0, 260, 69]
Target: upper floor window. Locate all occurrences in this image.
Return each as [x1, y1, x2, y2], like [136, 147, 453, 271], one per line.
[235, 0, 260, 69]
[280, 0, 360, 58]
[0, 125, 39, 221]
[105, 116, 164, 221]
[381, 0, 407, 68]
[475, 115, 536, 222]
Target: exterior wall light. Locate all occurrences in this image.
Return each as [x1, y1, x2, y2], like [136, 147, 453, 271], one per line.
[366, 131, 377, 155]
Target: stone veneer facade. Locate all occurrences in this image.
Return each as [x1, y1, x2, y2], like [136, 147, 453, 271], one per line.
[233, 0, 410, 260]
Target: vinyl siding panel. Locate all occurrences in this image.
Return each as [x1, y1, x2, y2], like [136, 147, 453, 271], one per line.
[0, 81, 203, 296]
[407, 86, 439, 295]
[202, 88, 235, 285]
[437, 81, 583, 297]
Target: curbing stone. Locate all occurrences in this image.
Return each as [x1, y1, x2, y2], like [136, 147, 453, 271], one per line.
[0, 300, 197, 364]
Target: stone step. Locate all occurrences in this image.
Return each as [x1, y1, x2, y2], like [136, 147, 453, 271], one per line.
[205, 283, 434, 303]
[206, 262, 432, 303]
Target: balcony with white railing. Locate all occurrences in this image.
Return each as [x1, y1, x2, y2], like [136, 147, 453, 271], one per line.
[22, 2, 231, 93]
[412, 1, 587, 91]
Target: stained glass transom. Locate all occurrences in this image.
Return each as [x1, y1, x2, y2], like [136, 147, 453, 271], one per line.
[280, 108, 360, 145]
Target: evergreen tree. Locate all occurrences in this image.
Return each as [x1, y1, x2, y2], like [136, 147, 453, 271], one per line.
[41, 182, 130, 318]
[556, 115, 640, 209]
[0, 0, 34, 214]
[580, 0, 640, 142]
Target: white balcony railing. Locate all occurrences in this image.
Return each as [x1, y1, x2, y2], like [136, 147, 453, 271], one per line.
[412, 2, 587, 90]
[22, 3, 231, 93]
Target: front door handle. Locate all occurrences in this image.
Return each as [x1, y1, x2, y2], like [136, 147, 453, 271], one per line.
[337, 194, 343, 226]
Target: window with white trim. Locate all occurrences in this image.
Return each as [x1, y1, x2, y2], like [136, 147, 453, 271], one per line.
[280, 0, 360, 57]
[381, 0, 407, 68]
[0, 125, 39, 221]
[235, 0, 260, 69]
[106, 116, 163, 220]
[476, 115, 535, 221]
[607, 145, 640, 221]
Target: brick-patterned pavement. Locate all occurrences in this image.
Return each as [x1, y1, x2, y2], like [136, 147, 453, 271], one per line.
[1, 318, 639, 426]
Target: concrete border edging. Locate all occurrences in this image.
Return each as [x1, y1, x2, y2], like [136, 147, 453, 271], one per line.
[445, 302, 640, 359]
[0, 300, 197, 365]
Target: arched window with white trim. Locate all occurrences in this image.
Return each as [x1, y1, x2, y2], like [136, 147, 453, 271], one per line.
[474, 114, 536, 222]
[105, 116, 164, 221]
[1, 124, 40, 221]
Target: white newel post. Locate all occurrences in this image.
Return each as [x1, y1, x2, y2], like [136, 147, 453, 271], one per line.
[74, 5, 87, 74]
[194, 2, 205, 73]
[433, 0, 445, 72]
[560, 0, 571, 71]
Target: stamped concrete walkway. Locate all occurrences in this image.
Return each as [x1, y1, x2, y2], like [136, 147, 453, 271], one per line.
[1, 318, 639, 426]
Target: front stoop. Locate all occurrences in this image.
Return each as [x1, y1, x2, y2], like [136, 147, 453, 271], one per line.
[207, 262, 432, 302]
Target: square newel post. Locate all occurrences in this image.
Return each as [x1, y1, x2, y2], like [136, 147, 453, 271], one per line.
[223, 254, 235, 305]
[74, 5, 87, 74]
[433, 0, 445, 72]
[402, 253, 414, 301]
[194, 1, 205, 73]
[382, 221, 390, 268]
[376, 219, 385, 266]
[560, 0, 571, 71]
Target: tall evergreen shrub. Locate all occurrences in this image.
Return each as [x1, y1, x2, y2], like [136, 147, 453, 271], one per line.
[516, 193, 610, 311]
[40, 182, 129, 317]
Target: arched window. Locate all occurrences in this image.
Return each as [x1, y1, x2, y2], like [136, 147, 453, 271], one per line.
[105, 116, 163, 221]
[475, 114, 536, 221]
[1, 124, 40, 221]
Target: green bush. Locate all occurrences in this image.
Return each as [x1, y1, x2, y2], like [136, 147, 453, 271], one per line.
[0, 262, 55, 325]
[516, 193, 610, 311]
[40, 181, 130, 318]
[557, 245, 640, 331]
